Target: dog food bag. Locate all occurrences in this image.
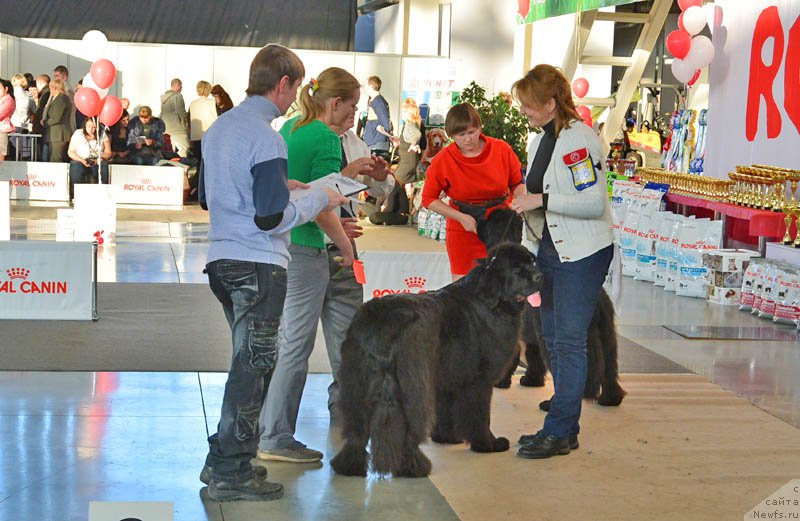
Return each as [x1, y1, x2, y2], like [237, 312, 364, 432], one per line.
[676, 219, 723, 298]
[635, 211, 666, 282]
[620, 205, 642, 277]
[643, 181, 670, 211]
[752, 262, 778, 316]
[611, 180, 641, 244]
[758, 264, 786, 320]
[740, 259, 766, 311]
[665, 216, 697, 292]
[654, 213, 681, 287]
[773, 269, 800, 325]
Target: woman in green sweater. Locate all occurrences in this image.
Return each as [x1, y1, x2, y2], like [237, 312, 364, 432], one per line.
[258, 67, 378, 463]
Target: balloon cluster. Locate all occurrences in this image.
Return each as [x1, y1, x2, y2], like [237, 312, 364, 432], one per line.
[666, 1, 721, 85]
[73, 31, 124, 127]
[572, 77, 593, 127]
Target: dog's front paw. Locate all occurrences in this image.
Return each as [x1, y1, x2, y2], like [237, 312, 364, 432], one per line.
[520, 374, 545, 387]
[492, 436, 510, 452]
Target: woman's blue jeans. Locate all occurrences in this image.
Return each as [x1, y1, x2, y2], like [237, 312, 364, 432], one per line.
[538, 229, 613, 439]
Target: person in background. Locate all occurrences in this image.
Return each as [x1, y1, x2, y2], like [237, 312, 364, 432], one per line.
[372, 97, 424, 225]
[8, 74, 34, 160]
[42, 78, 72, 163]
[0, 79, 16, 162]
[198, 43, 348, 502]
[127, 106, 165, 165]
[189, 80, 217, 162]
[211, 84, 234, 115]
[257, 67, 377, 465]
[32, 74, 50, 160]
[510, 64, 613, 460]
[67, 117, 111, 198]
[120, 98, 131, 112]
[362, 75, 392, 160]
[108, 110, 130, 162]
[421, 102, 524, 280]
[160, 78, 190, 157]
[52, 65, 76, 132]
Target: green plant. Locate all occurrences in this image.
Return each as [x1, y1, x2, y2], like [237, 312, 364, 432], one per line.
[457, 81, 534, 165]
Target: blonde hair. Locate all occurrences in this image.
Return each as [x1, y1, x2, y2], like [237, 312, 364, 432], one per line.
[196, 80, 212, 97]
[139, 106, 153, 117]
[512, 64, 580, 137]
[402, 98, 421, 125]
[11, 74, 27, 89]
[49, 78, 65, 94]
[294, 67, 360, 131]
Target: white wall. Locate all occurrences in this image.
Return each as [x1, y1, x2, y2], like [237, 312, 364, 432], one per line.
[408, 0, 442, 56]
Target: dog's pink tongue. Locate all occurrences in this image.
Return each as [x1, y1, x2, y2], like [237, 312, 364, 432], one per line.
[527, 292, 541, 307]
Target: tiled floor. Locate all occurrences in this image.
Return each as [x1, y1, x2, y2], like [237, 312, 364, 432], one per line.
[2, 214, 799, 520]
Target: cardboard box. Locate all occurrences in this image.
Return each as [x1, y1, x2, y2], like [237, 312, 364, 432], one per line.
[709, 269, 745, 288]
[703, 249, 759, 273]
[707, 285, 741, 305]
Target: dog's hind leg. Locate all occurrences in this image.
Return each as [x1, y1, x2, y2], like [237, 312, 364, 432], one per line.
[594, 292, 626, 407]
[457, 384, 509, 453]
[331, 336, 371, 476]
[431, 390, 463, 444]
[520, 307, 547, 387]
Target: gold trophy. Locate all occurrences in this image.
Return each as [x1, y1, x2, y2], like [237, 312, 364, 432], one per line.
[783, 205, 795, 245]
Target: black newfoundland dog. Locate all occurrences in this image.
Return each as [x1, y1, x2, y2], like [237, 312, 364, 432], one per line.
[331, 243, 542, 478]
[477, 208, 626, 409]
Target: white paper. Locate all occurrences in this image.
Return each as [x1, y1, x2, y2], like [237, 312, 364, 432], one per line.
[290, 172, 367, 201]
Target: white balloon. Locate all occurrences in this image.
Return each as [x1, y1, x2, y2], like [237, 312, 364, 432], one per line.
[671, 58, 694, 84]
[686, 35, 715, 69]
[82, 73, 109, 100]
[683, 6, 706, 36]
[81, 30, 108, 61]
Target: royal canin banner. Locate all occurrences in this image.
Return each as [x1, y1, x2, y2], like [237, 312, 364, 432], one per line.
[109, 164, 184, 206]
[0, 241, 95, 320]
[360, 251, 451, 302]
[706, 0, 800, 177]
[0, 162, 69, 201]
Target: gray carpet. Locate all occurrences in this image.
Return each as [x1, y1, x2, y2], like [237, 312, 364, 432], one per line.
[0, 282, 691, 373]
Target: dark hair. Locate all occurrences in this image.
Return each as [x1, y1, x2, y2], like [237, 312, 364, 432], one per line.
[53, 65, 69, 77]
[512, 64, 580, 137]
[24, 73, 35, 88]
[245, 43, 304, 97]
[367, 75, 382, 90]
[294, 67, 360, 131]
[211, 84, 234, 113]
[444, 102, 482, 137]
[0, 78, 13, 99]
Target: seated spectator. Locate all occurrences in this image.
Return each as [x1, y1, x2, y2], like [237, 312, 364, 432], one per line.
[67, 117, 111, 199]
[210, 84, 233, 115]
[127, 106, 165, 165]
[108, 110, 130, 162]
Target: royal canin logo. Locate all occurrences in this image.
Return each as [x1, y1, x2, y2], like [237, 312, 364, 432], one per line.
[372, 275, 428, 298]
[0, 267, 68, 294]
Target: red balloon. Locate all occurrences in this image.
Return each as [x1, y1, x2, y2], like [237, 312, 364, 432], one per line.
[576, 105, 592, 126]
[687, 69, 701, 86]
[677, 12, 685, 32]
[90, 59, 117, 89]
[99, 95, 123, 127]
[678, 0, 702, 10]
[572, 77, 589, 98]
[74, 87, 101, 117]
[517, 0, 530, 18]
[666, 30, 692, 59]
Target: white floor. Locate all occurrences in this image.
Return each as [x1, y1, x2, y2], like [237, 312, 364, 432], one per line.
[2, 213, 799, 520]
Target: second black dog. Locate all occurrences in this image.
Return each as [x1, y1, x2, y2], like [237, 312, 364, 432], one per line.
[477, 207, 626, 408]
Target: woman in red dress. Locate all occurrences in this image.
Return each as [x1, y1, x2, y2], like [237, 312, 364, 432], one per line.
[421, 102, 525, 279]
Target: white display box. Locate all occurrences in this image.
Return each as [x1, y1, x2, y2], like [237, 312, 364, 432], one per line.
[703, 249, 759, 273]
[707, 285, 741, 306]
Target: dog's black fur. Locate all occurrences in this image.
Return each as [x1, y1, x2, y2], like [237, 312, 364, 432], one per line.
[331, 243, 543, 478]
[477, 208, 626, 408]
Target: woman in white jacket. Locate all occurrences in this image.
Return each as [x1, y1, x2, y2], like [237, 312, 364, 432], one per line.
[510, 64, 614, 460]
[188, 80, 218, 162]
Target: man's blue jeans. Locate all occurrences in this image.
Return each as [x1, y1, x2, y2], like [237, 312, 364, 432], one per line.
[204, 259, 287, 482]
[538, 230, 613, 439]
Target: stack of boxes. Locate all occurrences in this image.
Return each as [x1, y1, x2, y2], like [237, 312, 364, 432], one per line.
[703, 249, 760, 305]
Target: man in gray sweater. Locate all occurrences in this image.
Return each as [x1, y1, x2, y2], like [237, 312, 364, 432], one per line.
[160, 78, 190, 157]
[198, 43, 347, 503]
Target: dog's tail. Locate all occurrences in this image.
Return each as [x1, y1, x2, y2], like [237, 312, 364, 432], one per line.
[595, 289, 627, 406]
